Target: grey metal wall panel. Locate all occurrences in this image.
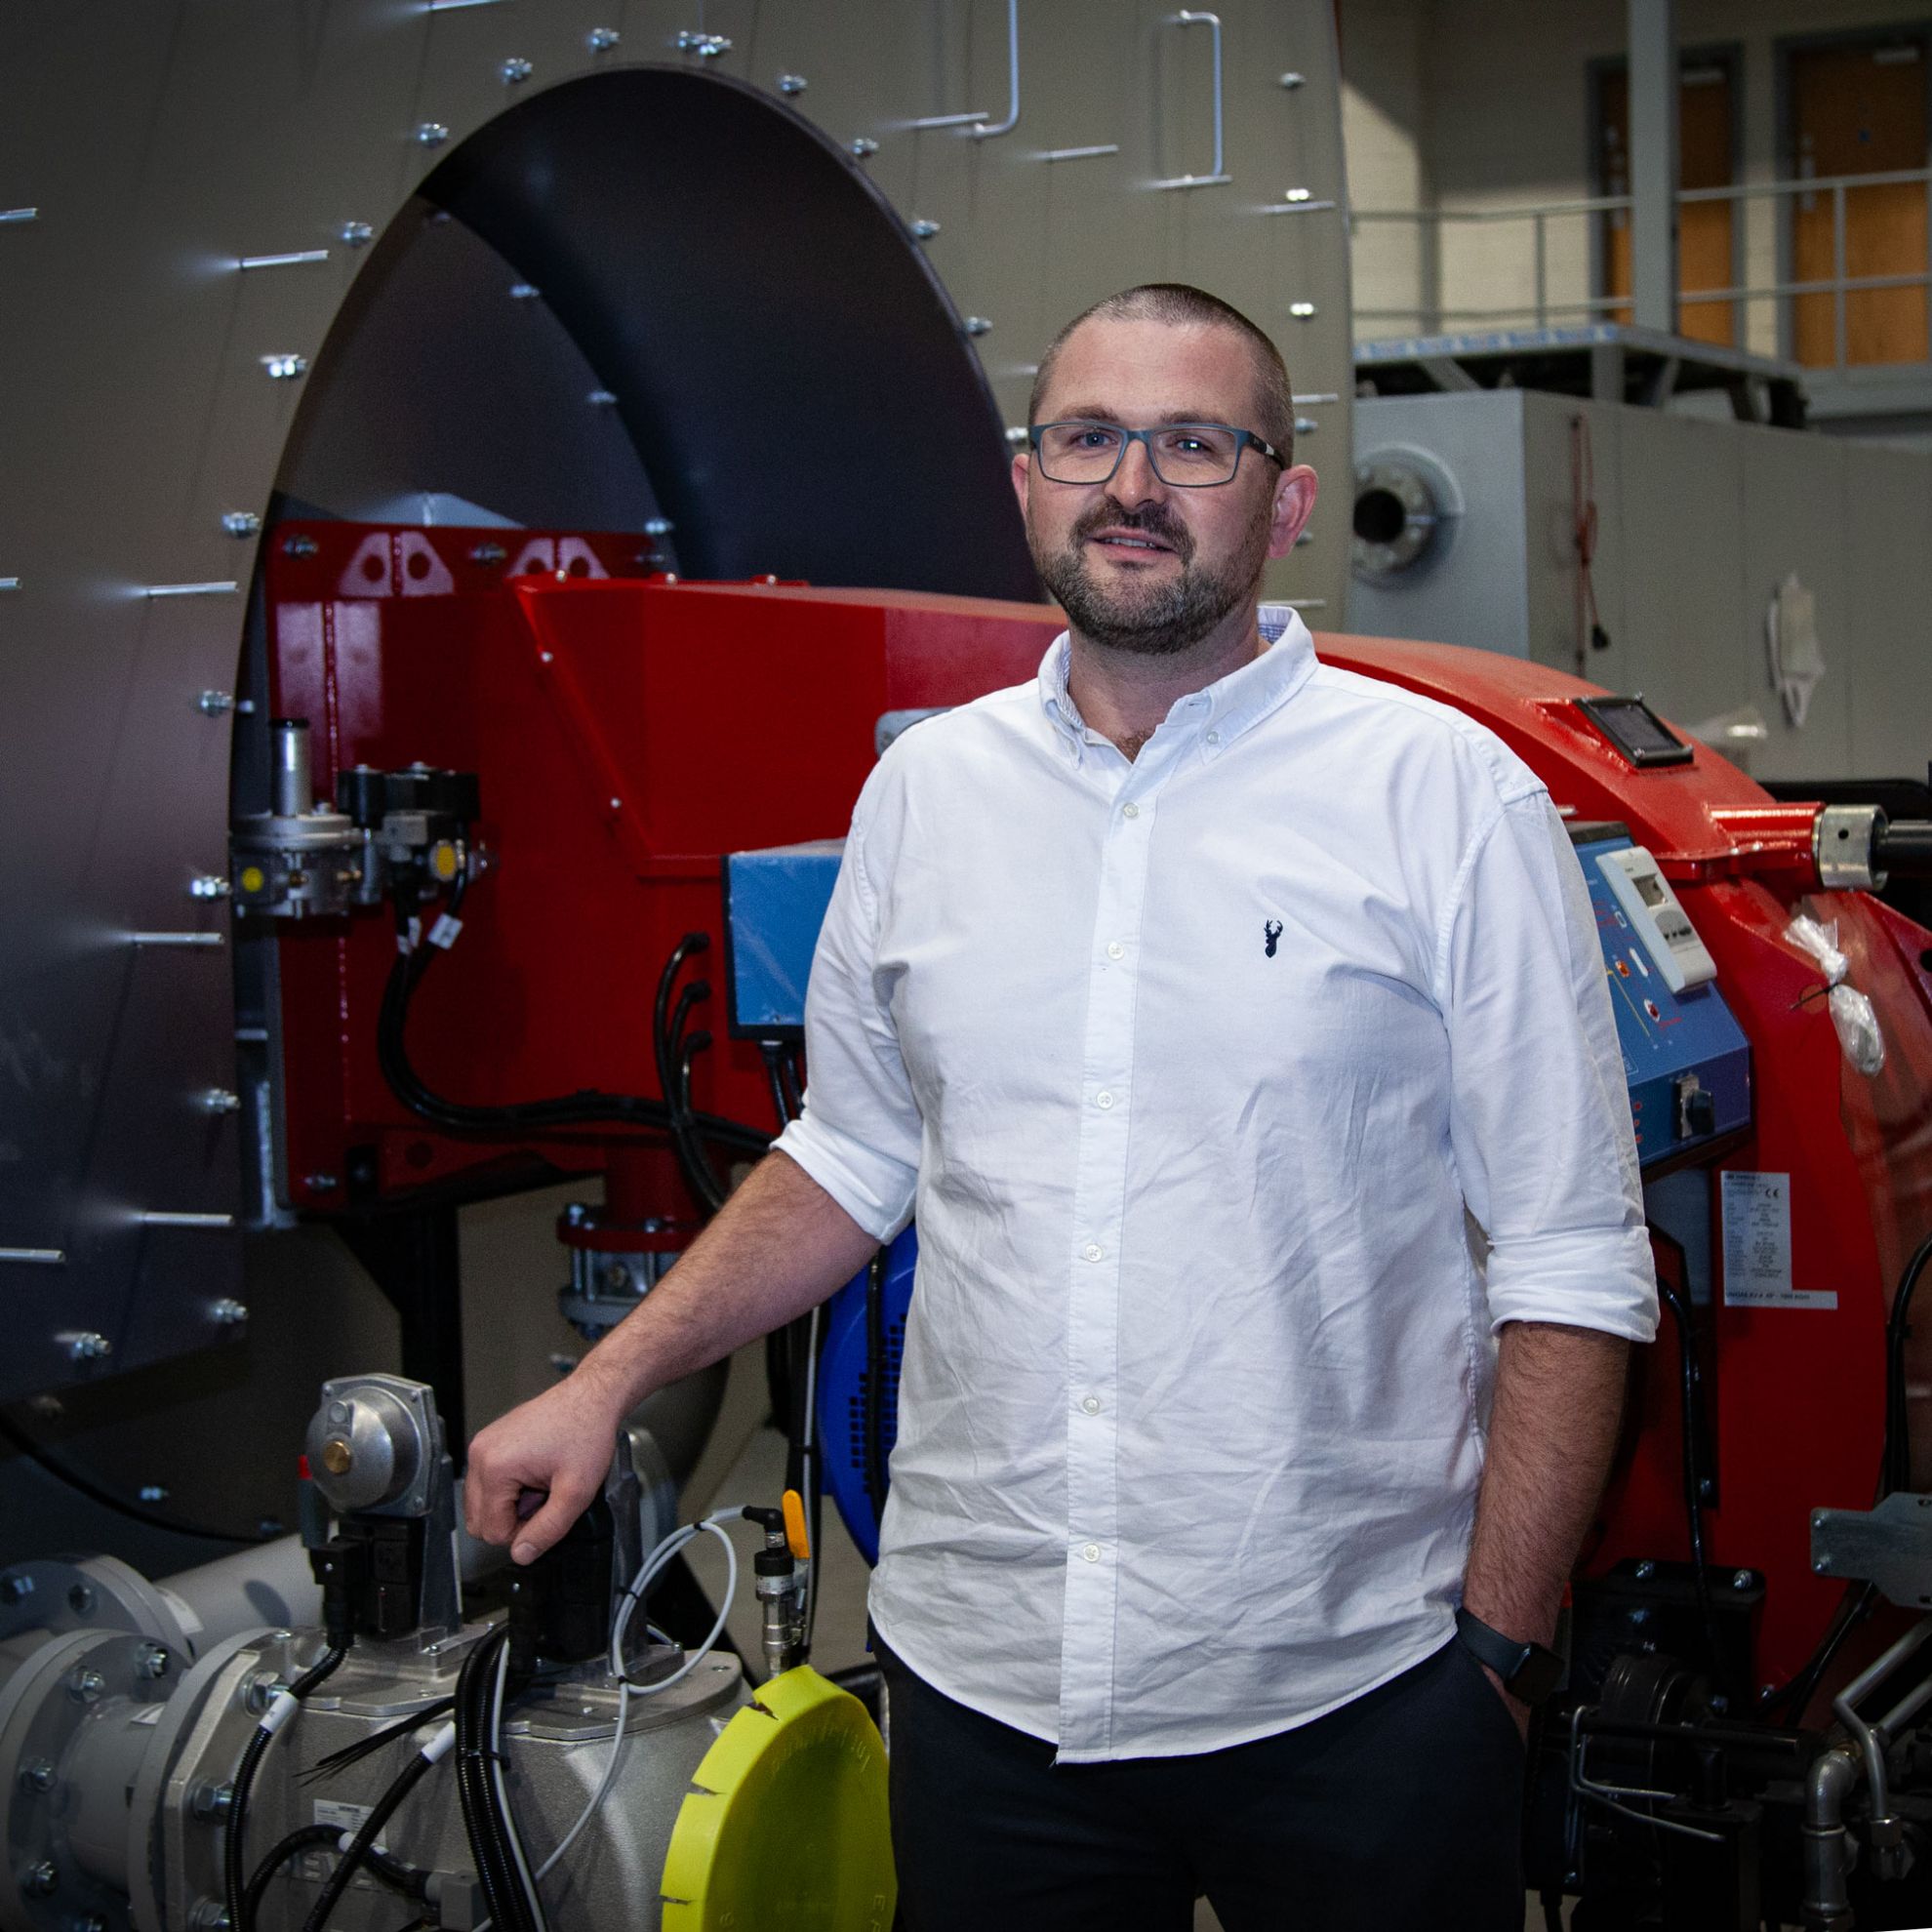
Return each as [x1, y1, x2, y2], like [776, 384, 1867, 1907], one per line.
[1839, 444, 1932, 780]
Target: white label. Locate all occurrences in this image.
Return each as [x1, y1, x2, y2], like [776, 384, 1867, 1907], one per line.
[1720, 1172, 1835, 1308]
[312, 1797, 383, 1850]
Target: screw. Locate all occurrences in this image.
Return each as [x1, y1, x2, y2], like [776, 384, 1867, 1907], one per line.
[587, 26, 620, 51]
[68, 1582, 95, 1615]
[500, 57, 533, 83]
[609, 797, 623, 811]
[139, 1483, 169, 1503]
[241, 1670, 286, 1715]
[302, 1173, 339, 1192]
[1633, 1559, 1655, 1580]
[1, 1572, 31, 1605]
[210, 1299, 249, 1327]
[141, 1644, 172, 1679]
[470, 542, 506, 564]
[189, 874, 230, 901]
[964, 316, 992, 337]
[644, 516, 674, 536]
[910, 219, 940, 239]
[19, 1758, 54, 1793]
[1289, 302, 1317, 319]
[586, 388, 618, 406]
[675, 30, 732, 57]
[68, 1667, 106, 1703]
[1732, 1569, 1754, 1590]
[68, 1333, 111, 1363]
[221, 511, 262, 539]
[202, 1089, 240, 1115]
[188, 1902, 233, 1932]
[508, 282, 540, 300]
[283, 534, 318, 558]
[196, 690, 236, 716]
[261, 354, 308, 380]
[415, 123, 450, 147]
[1279, 71, 1306, 88]
[564, 1202, 589, 1227]
[23, 1861, 57, 1898]
[191, 1781, 235, 1822]
[850, 137, 879, 158]
[341, 221, 373, 247]
[777, 73, 807, 95]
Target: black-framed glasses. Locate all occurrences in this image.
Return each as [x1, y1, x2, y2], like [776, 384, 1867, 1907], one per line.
[1027, 419, 1282, 487]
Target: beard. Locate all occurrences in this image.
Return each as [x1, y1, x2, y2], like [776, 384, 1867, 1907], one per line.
[1028, 491, 1272, 657]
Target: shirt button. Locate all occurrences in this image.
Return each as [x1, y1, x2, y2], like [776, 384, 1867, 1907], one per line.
[1205, 728, 1221, 745]
[1106, 941, 1124, 960]
[1121, 802, 1140, 820]
[1083, 1242, 1104, 1263]
[1096, 1090, 1114, 1109]
[1081, 1395, 1102, 1415]
[1081, 1543, 1102, 1563]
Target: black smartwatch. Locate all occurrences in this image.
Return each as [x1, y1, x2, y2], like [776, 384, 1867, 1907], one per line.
[1454, 1606, 1565, 1705]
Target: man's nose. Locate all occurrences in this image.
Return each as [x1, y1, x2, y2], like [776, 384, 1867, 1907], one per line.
[1109, 435, 1170, 508]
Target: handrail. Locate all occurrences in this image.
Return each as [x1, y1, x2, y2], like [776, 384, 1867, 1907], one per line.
[1149, 11, 1229, 190]
[910, 0, 1020, 138]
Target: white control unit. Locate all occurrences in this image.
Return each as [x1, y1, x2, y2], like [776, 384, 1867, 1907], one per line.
[1593, 845, 1718, 994]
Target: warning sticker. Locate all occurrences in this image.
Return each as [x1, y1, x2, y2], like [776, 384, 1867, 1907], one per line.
[312, 1797, 382, 1850]
[1720, 1171, 1836, 1309]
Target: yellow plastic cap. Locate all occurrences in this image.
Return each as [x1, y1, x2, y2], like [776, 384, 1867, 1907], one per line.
[782, 1488, 811, 1560]
[661, 1666, 895, 1931]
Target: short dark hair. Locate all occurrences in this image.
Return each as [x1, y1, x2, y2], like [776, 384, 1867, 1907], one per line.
[1027, 284, 1296, 466]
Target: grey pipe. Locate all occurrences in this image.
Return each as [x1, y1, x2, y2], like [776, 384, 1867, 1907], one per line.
[270, 716, 313, 818]
[1831, 1614, 1932, 1837]
[1802, 1745, 1861, 1930]
[158, 1535, 321, 1644]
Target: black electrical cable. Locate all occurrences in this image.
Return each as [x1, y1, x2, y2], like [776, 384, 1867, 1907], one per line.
[0, 1412, 259, 1547]
[1654, 1279, 1729, 1696]
[242, 1826, 340, 1924]
[302, 1696, 458, 1783]
[1883, 1230, 1932, 1494]
[454, 1626, 535, 1932]
[299, 1739, 444, 1932]
[759, 1040, 795, 1133]
[226, 1645, 349, 1932]
[864, 1247, 890, 1520]
[778, 1047, 804, 1122]
[376, 889, 768, 1157]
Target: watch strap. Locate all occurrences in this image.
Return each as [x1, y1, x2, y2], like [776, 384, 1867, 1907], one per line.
[1454, 1606, 1565, 1705]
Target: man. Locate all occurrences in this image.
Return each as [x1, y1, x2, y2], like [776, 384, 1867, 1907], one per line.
[465, 284, 1657, 1929]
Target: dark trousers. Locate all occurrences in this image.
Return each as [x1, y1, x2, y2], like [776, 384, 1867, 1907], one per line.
[876, 1634, 1525, 1932]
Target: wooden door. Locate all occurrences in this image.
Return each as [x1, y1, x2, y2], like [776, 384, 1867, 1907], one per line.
[1600, 61, 1736, 346]
[1791, 40, 1929, 369]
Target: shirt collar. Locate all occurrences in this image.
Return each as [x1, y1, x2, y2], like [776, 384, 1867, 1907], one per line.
[1037, 604, 1319, 764]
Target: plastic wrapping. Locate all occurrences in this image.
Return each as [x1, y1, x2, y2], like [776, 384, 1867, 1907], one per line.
[1786, 912, 1886, 1076]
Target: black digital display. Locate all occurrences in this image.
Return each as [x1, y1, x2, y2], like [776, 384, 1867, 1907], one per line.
[1575, 695, 1695, 769]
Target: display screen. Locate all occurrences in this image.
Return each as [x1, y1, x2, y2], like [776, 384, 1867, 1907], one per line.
[1575, 695, 1695, 768]
[1634, 870, 1666, 907]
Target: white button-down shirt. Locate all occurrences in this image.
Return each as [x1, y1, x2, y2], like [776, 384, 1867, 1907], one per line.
[776, 610, 1657, 1762]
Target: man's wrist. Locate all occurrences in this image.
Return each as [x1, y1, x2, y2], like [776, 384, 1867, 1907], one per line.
[1454, 1606, 1565, 1705]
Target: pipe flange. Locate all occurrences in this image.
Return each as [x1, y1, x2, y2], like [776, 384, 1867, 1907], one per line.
[0, 1555, 199, 1659]
[1350, 455, 1453, 582]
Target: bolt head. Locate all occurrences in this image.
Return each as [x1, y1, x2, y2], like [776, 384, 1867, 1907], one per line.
[24, 1860, 57, 1897]
[341, 221, 374, 247]
[910, 219, 940, 239]
[850, 137, 879, 157]
[210, 1298, 249, 1327]
[202, 1089, 241, 1115]
[643, 516, 674, 537]
[139, 1483, 169, 1503]
[19, 1758, 54, 1793]
[964, 316, 992, 337]
[778, 73, 807, 95]
[196, 690, 236, 716]
[1, 1571, 31, 1605]
[283, 534, 318, 558]
[68, 1667, 105, 1703]
[587, 26, 620, 50]
[416, 122, 450, 147]
[1279, 70, 1306, 88]
[1289, 302, 1317, 319]
[261, 354, 308, 381]
[303, 1173, 339, 1192]
[1633, 1559, 1655, 1580]
[141, 1644, 172, 1678]
[221, 511, 262, 539]
[501, 57, 533, 83]
[1732, 1568, 1754, 1590]
[68, 1333, 111, 1363]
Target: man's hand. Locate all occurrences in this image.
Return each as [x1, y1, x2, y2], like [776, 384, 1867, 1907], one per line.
[464, 1365, 629, 1564]
[1478, 1664, 1531, 1741]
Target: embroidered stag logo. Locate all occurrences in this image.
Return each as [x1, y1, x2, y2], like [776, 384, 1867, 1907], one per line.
[1264, 918, 1283, 958]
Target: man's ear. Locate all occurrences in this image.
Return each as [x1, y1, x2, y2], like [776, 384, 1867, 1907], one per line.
[1012, 449, 1030, 517]
[1268, 464, 1318, 561]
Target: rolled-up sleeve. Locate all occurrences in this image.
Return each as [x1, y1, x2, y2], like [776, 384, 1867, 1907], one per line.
[773, 812, 922, 1242]
[1437, 788, 1659, 1341]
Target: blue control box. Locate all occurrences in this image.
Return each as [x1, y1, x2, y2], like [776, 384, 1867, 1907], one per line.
[721, 840, 845, 1037]
[1572, 829, 1751, 1166]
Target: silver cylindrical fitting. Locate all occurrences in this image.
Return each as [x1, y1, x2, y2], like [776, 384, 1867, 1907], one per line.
[270, 717, 314, 820]
[1814, 803, 1887, 892]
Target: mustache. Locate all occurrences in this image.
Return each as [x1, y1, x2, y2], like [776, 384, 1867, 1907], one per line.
[1069, 499, 1192, 559]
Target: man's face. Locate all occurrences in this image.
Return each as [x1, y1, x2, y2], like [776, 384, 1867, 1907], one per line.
[1012, 316, 1318, 657]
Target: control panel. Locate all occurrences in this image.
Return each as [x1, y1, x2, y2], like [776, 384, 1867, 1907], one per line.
[1572, 826, 1751, 1166]
[722, 840, 845, 1037]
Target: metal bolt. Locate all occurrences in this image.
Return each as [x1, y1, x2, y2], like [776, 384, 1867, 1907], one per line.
[1, 1572, 31, 1605]
[341, 221, 373, 247]
[777, 73, 807, 95]
[283, 534, 318, 558]
[564, 1202, 589, 1227]
[609, 797, 623, 812]
[221, 511, 262, 539]
[139, 1483, 168, 1503]
[1279, 71, 1306, 89]
[210, 1299, 249, 1327]
[23, 1861, 57, 1898]
[68, 1582, 95, 1616]
[1633, 1559, 1655, 1580]
[74, 1916, 107, 1932]
[67, 1667, 106, 1704]
[415, 123, 450, 148]
[188, 1901, 232, 1932]
[1627, 1607, 1651, 1627]
[191, 1781, 235, 1822]
[261, 354, 308, 380]
[202, 1089, 240, 1115]
[328, 1400, 350, 1423]
[1816, 1556, 1831, 1572]
[302, 1173, 339, 1192]
[68, 1333, 111, 1363]
[508, 282, 540, 300]
[910, 219, 940, 239]
[470, 542, 506, 564]
[586, 388, 618, 406]
[1295, 417, 1317, 436]
[964, 316, 992, 337]
[196, 690, 236, 716]
[1732, 1569, 1754, 1590]
[1289, 302, 1316, 319]
[850, 137, 879, 158]
[500, 57, 533, 83]
[643, 516, 674, 537]
[189, 874, 230, 901]
[18, 1759, 54, 1793]
[675, 30, 732, 57]
[587, 26, 620, 51]
[141, 1644, 172, 1679]
[241, 1670, 286, 1715]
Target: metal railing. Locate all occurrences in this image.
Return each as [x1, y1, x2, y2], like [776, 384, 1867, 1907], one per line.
[1352, 166, 1932, 372]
